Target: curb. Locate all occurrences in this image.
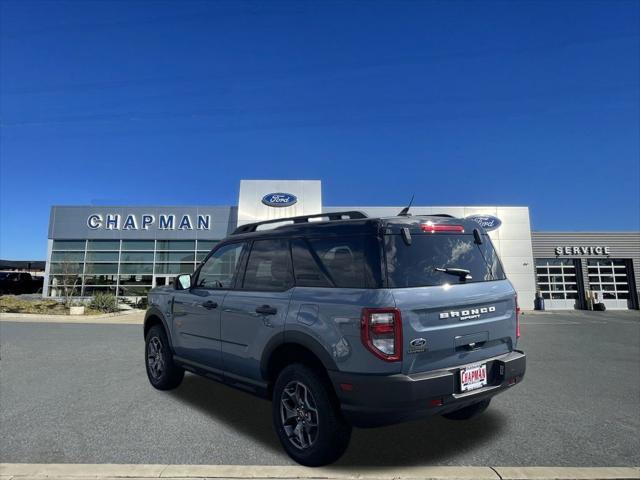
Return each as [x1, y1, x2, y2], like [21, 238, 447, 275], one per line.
[0, 464, 638, 480]
[0, 310, 144, 324]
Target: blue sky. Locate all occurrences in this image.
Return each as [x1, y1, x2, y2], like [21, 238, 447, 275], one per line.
[1, 0, 638, 259]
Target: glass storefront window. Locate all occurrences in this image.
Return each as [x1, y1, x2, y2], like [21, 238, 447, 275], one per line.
[120, 251, 154, 262]
[119, 275, 153, 285]
[86, 240, 120, 250]
[119, 286, 152, 296]
[155, 263, 195, 275]
[84, 275, 117, 285]
[53, 240, 86, 251]
[49, 236, 220, 298]
[196, 240, 218, 251]
[119, 263, 153, 274]
[50, 262, 83, 274]
[84, 286, 117, 296]
[155, 251, 195, 262]
[121, 240, 155, 250]
[156, 240, 195, 250]
[86, 251, 119, 262]
[51, 251, 85, 262]
[49, 275, 82, 286]
[85, 263, 119, 274]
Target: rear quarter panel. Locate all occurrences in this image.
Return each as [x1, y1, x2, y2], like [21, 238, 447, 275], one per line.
[287, 287, 401, 375]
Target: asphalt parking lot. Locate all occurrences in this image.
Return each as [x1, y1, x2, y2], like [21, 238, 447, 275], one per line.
[1, 311, 638, 467]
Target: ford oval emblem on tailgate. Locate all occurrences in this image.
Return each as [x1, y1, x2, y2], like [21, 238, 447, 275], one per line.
[409, 338, 427, 353]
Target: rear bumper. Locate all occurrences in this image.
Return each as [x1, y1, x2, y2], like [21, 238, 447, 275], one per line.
[329, 350, 526, 427]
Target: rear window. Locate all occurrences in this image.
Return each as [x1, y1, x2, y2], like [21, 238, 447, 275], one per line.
[385, 234, 506, 288]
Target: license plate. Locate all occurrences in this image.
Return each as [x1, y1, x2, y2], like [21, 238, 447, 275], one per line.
[460, 363, 487, 392]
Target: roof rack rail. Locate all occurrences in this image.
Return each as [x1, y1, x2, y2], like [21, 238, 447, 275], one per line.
[231, 211, 369, 235]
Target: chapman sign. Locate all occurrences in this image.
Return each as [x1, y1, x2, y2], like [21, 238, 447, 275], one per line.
[87, 213, 211, 231]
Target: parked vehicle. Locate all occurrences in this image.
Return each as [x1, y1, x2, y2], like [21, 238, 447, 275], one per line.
[0, 272, 43, 294]
[143, 211, 526, 466]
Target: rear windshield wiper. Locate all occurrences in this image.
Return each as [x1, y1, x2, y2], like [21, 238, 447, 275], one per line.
[435, 267, 472, 281]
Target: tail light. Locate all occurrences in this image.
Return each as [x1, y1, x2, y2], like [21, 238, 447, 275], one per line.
[515, 294, 521, 338]
[361, 308, 402, 362]
[420, 223, 465, 233]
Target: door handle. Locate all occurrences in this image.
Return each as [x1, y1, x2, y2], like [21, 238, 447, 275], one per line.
[255, 305, 277, 315]
[202, 300, 218, 310]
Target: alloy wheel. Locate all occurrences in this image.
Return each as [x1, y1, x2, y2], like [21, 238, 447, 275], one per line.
[147, 336, 165, 380]
[280, 380, 319, 450]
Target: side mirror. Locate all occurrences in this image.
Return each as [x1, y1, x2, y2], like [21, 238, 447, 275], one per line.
[175, 274, 192, 290]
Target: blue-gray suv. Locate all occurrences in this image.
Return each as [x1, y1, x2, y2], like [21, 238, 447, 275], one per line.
[143, 211, 526, 466]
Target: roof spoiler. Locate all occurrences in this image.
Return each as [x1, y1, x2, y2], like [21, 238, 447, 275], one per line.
[231, 211, 368, 235]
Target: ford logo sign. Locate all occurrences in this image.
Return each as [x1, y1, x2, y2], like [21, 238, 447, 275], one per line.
[261, 193, 298, 208]
[467, 214, 502, 232]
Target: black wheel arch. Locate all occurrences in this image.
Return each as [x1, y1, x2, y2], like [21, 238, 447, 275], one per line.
[144, 307, 173, 346]
[261, 331, 339, 392]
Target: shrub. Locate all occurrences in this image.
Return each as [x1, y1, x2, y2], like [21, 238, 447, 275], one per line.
[0, 296, 68, 314]
[89, 293, 118, 313]
[135, 297, 148, 309]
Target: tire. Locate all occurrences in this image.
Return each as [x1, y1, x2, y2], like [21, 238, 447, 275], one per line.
[442, 398, 491, 420]
[272, 364, 351, 466]
[145, 324, 184, 390]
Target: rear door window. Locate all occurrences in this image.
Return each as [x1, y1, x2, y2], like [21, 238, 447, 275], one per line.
[242, 239, 294, 291]
[385, 234, 506, 288]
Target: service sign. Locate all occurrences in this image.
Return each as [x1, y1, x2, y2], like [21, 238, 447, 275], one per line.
[261, 192, 298, 208]
[467, 214, 502, 232]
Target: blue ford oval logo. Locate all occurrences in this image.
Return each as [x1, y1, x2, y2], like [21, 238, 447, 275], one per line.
[261, 192, 298, 207]
[467, 214, 502, 231]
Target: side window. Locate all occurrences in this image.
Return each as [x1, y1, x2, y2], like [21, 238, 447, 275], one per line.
[242, 239, 293, 291]
[307, 236, 380, 288]
[196, 243, 245, 289]
[291, 239, 331, 287]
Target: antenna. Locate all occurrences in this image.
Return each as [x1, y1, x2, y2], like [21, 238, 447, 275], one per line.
[398, 194, 415, 216]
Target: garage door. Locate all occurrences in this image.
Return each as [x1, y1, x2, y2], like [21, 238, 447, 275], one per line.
[536, 258, 580, 310]
[587, 259, 632, 310]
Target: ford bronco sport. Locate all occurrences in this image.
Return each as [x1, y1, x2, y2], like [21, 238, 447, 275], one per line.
[143, 211, 526, 466]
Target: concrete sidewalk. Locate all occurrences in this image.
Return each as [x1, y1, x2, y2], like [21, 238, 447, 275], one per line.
[0, 309, 144, 324]
[0, 464, 638, 480]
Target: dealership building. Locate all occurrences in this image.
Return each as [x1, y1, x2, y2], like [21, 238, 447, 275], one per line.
[44, 179, 640, 311]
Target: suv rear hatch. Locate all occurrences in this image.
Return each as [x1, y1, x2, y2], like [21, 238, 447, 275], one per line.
[383, 217, 518, 376]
